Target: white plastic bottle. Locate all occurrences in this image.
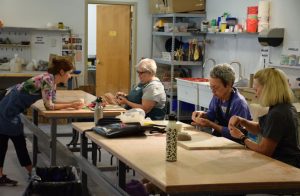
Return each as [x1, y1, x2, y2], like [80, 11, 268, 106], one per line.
[94, 97, 103, 125]
[166, 114, 178, 162]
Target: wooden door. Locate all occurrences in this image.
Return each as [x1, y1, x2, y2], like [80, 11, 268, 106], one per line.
[96, 4, 131, 96]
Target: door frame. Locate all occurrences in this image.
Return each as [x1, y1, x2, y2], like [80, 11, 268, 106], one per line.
[85, 0, 137, 89]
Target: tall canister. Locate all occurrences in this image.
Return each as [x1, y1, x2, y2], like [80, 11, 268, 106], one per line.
[166, 114, 178, 162]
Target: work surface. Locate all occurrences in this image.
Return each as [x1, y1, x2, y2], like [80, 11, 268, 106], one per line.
[31, 90, 125, 118]
[72, 121, 300, 194]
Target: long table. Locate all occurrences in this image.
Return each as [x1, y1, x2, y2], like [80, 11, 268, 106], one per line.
[72, 121, 300, 195]
[30, 90, 125, 166]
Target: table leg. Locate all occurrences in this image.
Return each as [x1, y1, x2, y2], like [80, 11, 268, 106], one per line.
[80, 132, 88, 195]
[117, 160, 126, 190]
[50, 118, 57, 166]
[92, 142, 97, 166]
[67, 77, 72, 90]
[177, 100, 181, 121]
[66, 128, 79, 148]
[32, 109, 39, 167]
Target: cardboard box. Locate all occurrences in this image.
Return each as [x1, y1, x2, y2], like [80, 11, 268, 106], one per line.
[149, 0, 165, 14]
[149, 0, 205, 14]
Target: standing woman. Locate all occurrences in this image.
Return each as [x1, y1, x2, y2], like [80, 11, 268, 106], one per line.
[0, 58, 84, 186]
[229, 68, 300, 168]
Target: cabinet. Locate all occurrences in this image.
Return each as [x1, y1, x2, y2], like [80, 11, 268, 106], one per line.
[151, 13, 206, 114]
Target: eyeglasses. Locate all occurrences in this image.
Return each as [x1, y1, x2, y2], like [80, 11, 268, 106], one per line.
[210, 85, 221, 91]
[136, 71, 147, 75]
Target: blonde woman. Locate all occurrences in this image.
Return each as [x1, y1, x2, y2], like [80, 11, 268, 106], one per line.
[229, 68, 300, 168]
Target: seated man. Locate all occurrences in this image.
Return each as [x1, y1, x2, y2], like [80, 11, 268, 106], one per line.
[192, 63, 252, 142]
[104, 58, 166, 120]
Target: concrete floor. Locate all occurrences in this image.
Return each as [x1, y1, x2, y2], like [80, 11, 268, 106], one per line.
[1, 123, 141, 196]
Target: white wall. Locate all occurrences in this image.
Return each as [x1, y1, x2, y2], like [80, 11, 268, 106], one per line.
[206, 0, 300, 84]
[0, 0, 153, 86]
[2, 0, 298, 87]
[0, 0, 86, 84]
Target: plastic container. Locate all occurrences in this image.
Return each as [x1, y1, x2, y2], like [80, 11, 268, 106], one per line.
[246, 18, 258, 33]
[247, 6, 258, 14]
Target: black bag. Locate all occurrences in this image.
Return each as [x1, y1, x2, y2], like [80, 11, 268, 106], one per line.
[92, 122, 166, 138]
[96, 117, 122, 126]
[23, 166, 82, 196]
[92, 122, 145, 138]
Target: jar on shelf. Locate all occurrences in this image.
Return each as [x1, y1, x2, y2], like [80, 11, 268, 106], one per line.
[58, 22, 64, 29]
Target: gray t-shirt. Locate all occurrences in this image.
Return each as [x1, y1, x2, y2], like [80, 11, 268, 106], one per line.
[259, 103, 300, 168]
[142, 79, 166, 109]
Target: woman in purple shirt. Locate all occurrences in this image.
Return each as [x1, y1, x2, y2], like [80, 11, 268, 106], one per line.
[192, 63, 252, 142]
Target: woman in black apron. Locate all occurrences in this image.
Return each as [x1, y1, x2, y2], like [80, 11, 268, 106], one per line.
[0, 58, 84, 186]
[116, 58, 166, 120]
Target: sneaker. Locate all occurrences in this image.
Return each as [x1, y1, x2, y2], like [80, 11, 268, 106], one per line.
[0, 175, 18, 186]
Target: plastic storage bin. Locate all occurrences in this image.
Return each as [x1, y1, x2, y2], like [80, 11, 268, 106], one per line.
[23, 166, 82, 196]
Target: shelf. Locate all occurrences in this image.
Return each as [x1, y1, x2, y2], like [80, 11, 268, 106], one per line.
[0, 71, 46, 77]
[153, 13, 206, 18]
[0, 44, 30, 47]
[269, 65, 300, 70]
[152, 31, 205, 36]
[0, 26, 70, 33]
[206, 32, 258, 36]
[154, 58, 203, 66]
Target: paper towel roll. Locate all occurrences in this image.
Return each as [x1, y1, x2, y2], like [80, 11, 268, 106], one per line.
[258, 21, 269, 32]
[258, 0, 270, 18]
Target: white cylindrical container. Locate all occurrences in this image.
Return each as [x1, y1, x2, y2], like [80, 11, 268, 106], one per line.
[166, 114, 178, 162]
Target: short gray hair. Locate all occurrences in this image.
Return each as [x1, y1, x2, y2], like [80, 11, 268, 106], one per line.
[136, 58, 157, 75]
[210, 63, 235, 87]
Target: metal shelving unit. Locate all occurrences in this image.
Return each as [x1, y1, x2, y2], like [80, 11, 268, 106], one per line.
[151, 13, 206, 114]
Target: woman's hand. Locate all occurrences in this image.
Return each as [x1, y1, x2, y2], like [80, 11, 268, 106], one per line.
[228, 115, 245, 139]
[116, 96, 128, 105]
[228, 115, 243, 129]
[116, 92, 127, 98]
[191, 111, 205, 121]
[229, 126, 244, 139]
[191, 111, 210, 126]
[71, 101, 84, 109]
[192, 117, 212, 127]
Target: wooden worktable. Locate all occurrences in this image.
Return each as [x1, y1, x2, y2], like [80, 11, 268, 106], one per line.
[72, 121, 300, 194]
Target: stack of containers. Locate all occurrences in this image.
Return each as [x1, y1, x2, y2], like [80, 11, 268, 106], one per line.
[246, 5, 258, 33]
[258, 0, 270, 32]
